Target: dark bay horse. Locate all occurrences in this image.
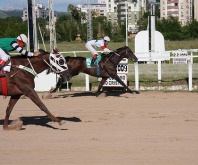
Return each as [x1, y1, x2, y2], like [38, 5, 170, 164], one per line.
[52, 46, 139, 95]
[0, 49, 68, 130]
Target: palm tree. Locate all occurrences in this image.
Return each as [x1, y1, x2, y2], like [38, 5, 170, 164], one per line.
[67, 4, 81, 23]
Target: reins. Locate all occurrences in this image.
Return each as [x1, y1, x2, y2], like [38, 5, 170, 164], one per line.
[43, 59, 62, 74]
[103, 48, 124, 66]
[11, 58, 38, 78]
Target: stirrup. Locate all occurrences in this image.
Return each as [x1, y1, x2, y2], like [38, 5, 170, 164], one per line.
[90, 63, 96, 68]
[90, 59, 96, 67]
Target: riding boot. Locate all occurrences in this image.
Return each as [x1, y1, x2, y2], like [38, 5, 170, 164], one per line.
[0, 60, 6, 77]
[90, 58, 96, 67]
[90, 54, 98, 67]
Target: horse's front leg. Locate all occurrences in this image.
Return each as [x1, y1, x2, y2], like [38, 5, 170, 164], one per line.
[3, 95, 21, 130]
[50, 77, 62, 93]
[24, 88, 65, 125]
[112, 74, 140, 94]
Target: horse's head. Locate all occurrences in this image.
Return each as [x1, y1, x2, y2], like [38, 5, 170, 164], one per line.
[115, 46, 138, 62]
[47, 48, 70, 82]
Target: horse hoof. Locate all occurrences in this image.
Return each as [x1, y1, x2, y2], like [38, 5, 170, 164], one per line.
[9, 119, 23, 131]
[59, 120, 66, 125]
[42, 93, 53, 100]
[97, 93, 106, 98]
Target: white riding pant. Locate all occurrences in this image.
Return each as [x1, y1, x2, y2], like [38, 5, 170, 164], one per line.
[85, 43, 98, 55]
[0, 48, 10, 62]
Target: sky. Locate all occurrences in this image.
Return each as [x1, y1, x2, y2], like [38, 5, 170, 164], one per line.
[0, 0, 98, 12]
[0, 0, 156, 12]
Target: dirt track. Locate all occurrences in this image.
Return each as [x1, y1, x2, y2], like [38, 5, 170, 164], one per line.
[0, 91, 198, 165]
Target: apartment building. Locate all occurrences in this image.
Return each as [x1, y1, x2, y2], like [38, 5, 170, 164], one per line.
[22, 3, 57, 21]
[160, 0, 193, 26]
[78, 0, 147, 33]
[194, 0, 198, 21]
[77, 0, 107, 17]
[107, 0, 147, 33]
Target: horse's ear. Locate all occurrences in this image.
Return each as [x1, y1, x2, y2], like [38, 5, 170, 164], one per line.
[53, 48, 59, 54]
[38, 49, 46, 54]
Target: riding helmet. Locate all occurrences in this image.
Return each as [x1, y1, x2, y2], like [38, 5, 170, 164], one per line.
[17, 34, 28, 44]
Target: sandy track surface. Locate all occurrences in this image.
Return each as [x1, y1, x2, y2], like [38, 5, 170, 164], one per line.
[0, 91, 198, 165]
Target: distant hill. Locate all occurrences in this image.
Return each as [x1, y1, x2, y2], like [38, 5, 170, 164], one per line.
[0, 9, 66, 19]
[0, 10, 23, 18]
[0, 10, 9, 18]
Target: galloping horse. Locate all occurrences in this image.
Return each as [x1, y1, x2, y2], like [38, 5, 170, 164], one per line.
[0, 49, 68, 130]
[51, 46, 139, 95]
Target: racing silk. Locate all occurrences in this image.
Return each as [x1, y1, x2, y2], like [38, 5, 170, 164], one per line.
[87, 39, 111, 53]
[0, 38, 33, 57]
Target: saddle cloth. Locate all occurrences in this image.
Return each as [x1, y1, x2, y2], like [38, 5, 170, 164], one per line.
[3, 62, 11, 72]
[86, 56, 102, 68]
[0, 70, 7, 96]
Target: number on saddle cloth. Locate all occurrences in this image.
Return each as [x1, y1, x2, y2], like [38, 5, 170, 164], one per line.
[86, 56, 102, 68]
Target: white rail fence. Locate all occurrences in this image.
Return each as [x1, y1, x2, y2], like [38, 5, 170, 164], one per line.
[134, 49, 198, 91]
[10, 49, 198, 91]
[59, 49, 198, 91]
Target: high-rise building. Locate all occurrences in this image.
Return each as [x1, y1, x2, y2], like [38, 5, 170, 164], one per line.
[107, 0, 147, 33]
[22, 3, 57, 21]
[160, 0, 193, 26]
[78, 0, 147, 34]
[77, 1, 107, 18]
[194, 0, 198, 21]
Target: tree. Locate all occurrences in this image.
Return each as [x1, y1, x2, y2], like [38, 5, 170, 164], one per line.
[67, 4, 81, 23]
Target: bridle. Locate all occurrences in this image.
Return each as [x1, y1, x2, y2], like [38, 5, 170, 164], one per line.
[10, 52, 68, 78]
[43, 52, 68, 74]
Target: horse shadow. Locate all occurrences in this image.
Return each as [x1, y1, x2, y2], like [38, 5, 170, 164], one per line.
[56, 90, 132, 98]
[0, 116, 81, 130]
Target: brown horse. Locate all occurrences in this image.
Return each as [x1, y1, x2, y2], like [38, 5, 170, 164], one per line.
[51, 46, 139, 95]
[0, 49, 68, 130]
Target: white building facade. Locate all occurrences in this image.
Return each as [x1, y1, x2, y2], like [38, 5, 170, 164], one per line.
[77, 0, 147, 34]
[160, 0, 193, 26]
[77, 0, 107, 17]
[107, 0, 147, 33]
[22, 3, 57, 21]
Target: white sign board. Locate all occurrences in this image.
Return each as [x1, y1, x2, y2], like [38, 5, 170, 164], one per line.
[117, 64, 128, 73]
[103, 74, 127, 87]
[172, 51, 188, 64]
[135, 30, 165, 53]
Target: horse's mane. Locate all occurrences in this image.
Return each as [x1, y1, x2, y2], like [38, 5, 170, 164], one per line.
[11, 55, 30, 59]
[65, 56, 86, 62]
[11, 49, 49, 60]
[101, 52, 115, 58]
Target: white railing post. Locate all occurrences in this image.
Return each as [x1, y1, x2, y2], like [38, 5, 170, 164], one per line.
[158, 51, 162, 83]
[85, 74, 90, 91]
[134, 62, 139, 90]
[188, 56, 192, 91]
[191, 50, 193, 63]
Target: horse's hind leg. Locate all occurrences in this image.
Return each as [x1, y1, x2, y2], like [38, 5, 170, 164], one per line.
[97, 78, 108, 93]
[3, 95, 21, 130]
[24, 88, 64, 125]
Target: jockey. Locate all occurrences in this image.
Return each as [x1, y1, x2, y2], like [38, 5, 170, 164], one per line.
[85, 36, 112, 67]
[0, 34, 40, 77]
